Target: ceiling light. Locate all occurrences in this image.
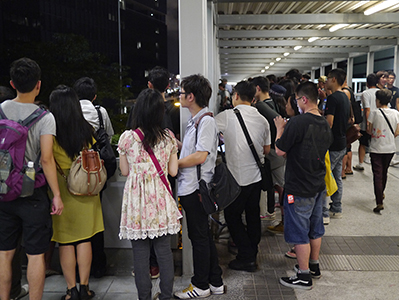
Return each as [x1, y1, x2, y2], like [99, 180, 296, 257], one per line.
[364, 0, 399, 15]
[265, 66, 270, 70]
[316, 24, 326, 29]
[329, 24, 349, 32]
[276, 57, 281, 61]
[284, 52, 290, 56]
[308, 37, 320, 43]
[270, 62, 275, 66]
[261, 69, 265, 73]
[294, 46, 302, 51]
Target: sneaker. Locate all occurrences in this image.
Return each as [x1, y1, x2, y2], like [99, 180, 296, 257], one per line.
[285, 247, 296, 259]
[323, 216, 330, 225]
[364, 155, 371, 164]
[267, 221, 284, 234]
[260, 211, 275, 220]
[294, 264, 322, 279]
[329, 211, 342, 219]
[174, 284, 211, 299]
[11, 284, 29, 300]
[353, 164, 364, 171]
[210, 284, 226, 295]
[228, 259, 257, 272]
[150, 266, 160, 279]
[373, 204, 384, 213]
[279, 273, 313, 290]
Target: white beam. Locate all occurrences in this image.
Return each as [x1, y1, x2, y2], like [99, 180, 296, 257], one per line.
[218, 29, 399, 39]
[220, 47, 369, 54]
[220, 53, 349, 59]
[218, 13, 399, 26]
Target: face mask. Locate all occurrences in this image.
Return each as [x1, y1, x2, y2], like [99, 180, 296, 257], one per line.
[297, 103, 304, 114]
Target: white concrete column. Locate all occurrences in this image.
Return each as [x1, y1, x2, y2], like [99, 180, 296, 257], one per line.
[394, 45, 399, 77]
[320, 66, 325, 76]
[311, 69, 315, 81]
[347, 57, 354, 88]
[332, 62, 338, 69]
[367, 52, 375, 75]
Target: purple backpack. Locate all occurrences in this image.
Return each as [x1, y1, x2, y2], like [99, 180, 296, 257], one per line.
[0, 106, 47, 201]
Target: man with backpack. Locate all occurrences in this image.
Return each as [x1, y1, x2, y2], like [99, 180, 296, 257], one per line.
[0, 57, 63, 300]
[73, 77, 115, 278]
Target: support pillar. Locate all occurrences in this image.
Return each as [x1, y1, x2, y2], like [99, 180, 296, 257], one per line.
[367, 52, 375, 75]
[320, 66, 325, 76]
[332, 62, 338, 69]
[347, 57, 354, 88]
[311, 69, 315, 81]
[394, 45, 399, 77]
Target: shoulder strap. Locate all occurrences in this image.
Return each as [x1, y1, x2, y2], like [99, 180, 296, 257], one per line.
[0, 105, 7, 119]
[95, 105, 105, 129]
[134, 129, 173, 197]
[21, 108, 48, 129]
[379, 108, 395, 136]
[195, 112, 214, 181]
[233, 108, 263, 170]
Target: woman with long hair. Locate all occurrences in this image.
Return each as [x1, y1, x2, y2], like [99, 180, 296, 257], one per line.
[118, 88, 181, 300]
[50, 85, 103, 300]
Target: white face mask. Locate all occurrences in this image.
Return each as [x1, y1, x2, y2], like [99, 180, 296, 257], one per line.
[297, 102, 304, 114]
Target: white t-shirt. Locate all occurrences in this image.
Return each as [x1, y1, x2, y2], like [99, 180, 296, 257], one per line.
[368, 108, 399, 154]
[215, 105, 271, 186]
[80, 100, 114, 139]
[361, 88, 379, 130]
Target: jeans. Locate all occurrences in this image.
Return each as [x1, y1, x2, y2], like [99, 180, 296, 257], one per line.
[131, 235, 174, 300]
[370, 153, 394, 205]
[224, 181, 262, 263]
[324, 148, 346, 216]
[180, 191, 223, 290]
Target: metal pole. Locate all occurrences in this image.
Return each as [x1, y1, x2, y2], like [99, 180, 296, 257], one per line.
[118, 0, 123, 112]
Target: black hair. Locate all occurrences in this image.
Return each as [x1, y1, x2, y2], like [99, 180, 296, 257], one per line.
[49, 85, 94, 160]
[302, 73, 311, 80]
[289, 94, 300, 116]
[266, 74, 277, 84]
[388, 71, 396, 78]
[376, 70, 388, 81]
[234, 81, 256, 102]
[73, 77, 97, 101]
[9, 57, 41, 93]
[296, 81, 318, 104]
[375, 89, 392, 105]
[181, 74, 212, 108]
[328, 68, 346, 86]
[249, 76, 270, 93]
[131, 88, 167, 148]
[148, 66, 170, 92]
[278, 79, 295, 101]
[285, 69, 301, 85]
[366, 73, 378, 87]
[0, 86, 15, 103]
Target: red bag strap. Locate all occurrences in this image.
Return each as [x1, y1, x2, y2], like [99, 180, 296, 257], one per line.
[133, 129, 173, 197]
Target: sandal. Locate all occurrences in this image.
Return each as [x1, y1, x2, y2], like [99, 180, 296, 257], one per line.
[80, 284, 95, 300]
[61, 286, 79, 300]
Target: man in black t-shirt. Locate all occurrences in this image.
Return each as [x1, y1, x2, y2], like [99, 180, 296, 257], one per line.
[324, 69, 351, 221]
[275, 82, 332, 290]
[387, 71, 399, 110]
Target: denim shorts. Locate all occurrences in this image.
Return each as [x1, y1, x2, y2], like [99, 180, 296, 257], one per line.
[283, 190, 326, 245]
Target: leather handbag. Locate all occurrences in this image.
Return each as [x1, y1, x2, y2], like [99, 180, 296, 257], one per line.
[56, 149, 107, 196]
[196, 112, 241, 215]
[346, 124, 362, 147]
[234, 109, 273, 191]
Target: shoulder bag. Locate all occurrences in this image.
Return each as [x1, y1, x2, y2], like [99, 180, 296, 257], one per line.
[234, 108, 273, 191]
[196, 112, 241, 215]
[379, 108, 395, 136]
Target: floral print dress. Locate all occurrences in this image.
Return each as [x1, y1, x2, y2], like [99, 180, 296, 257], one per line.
[117, 129, 182, 240]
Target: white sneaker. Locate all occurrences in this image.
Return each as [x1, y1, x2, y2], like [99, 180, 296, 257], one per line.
[329, 211, 342, 219]
[323, 217, 330, 225]
[353, 164, 364, 171]
[11, 284, 29, 300]
[174, 284, 211, 299]
[210, 284, 226, 295]
[260, 211, 276, 220]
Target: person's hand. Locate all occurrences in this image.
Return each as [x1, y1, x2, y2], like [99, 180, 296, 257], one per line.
[274, 116, 287, 131]
[318, 88, 326, 101]
[51, 195, 63, 215]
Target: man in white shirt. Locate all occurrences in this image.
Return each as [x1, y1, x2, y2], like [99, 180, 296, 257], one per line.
[354, 73, 379, 171]
[215, 81, 271, 272]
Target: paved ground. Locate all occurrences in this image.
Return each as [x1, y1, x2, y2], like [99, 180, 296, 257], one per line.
[19, 142, 399, 299]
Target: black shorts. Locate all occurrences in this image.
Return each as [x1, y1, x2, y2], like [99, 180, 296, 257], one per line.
[0, 186, 52, 255]
[359, 130, 371, 147]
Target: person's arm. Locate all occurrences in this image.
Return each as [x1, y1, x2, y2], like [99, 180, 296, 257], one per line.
[326, 114, 334, 128]
[168, 153, 178, 176]
[40, 134, 63, 215]
[367, 121, 373, 135]
[263, 145, 271, 156]
[395, 123, 399, 137]
[119, 154, 129, 176]
[274, 116, 287, 156]
[396, 96, 399, 112]
[178, 151, 208, 168]
[364, 107, 371, 122]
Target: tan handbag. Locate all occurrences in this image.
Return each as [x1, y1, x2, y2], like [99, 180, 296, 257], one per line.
[56, 149, 107, 196]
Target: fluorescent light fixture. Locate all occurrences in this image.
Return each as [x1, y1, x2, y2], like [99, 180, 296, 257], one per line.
[265, 66, 270, 70]
[294, 46, 302, 51]
[308, 37, 320, 43]
[261, 69, 265, 73]
[276, 57, 281, 61]
[329, 24, 349, 32]
[284, 52, 290, 56]
[270, 62, 275, 66]
[364, 0, 399, 15]
[176, 74, 181, 79]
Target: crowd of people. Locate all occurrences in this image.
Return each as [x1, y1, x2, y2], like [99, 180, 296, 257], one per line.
[1, 57, 399, 300]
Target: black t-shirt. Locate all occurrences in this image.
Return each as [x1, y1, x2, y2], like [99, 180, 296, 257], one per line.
[276, 113, 332, 197]
[325, 91, 351, 151]
[255, 100, 280, 149]
[388, 86, 399, 109]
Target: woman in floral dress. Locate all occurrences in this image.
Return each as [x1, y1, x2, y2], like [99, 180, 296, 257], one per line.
[118, 88, 181, 300]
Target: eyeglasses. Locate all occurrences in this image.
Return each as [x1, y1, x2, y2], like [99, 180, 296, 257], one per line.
[178, 91, 189, 96]
[295, 96, 304, 103]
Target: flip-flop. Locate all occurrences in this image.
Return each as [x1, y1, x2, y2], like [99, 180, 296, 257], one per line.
[345, 171, 354, 175]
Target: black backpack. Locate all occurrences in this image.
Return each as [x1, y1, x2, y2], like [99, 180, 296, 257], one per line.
[93, 106, 117, 179]
[343, 87, 362, 124]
